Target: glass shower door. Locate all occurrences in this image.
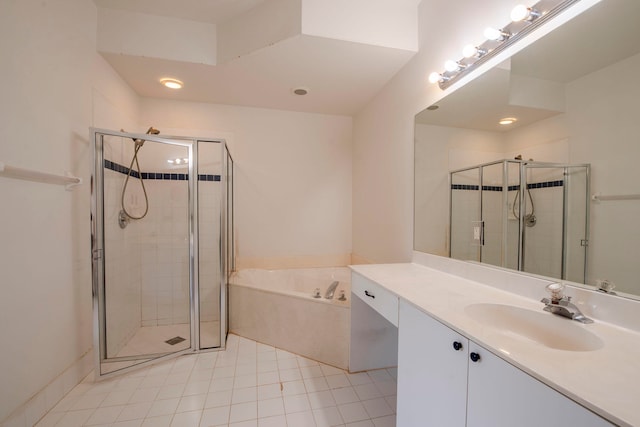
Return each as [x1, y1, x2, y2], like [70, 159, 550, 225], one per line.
[521, 164, 590, 282]
[479, 162, 506, 267]
[92, 130, 194, 376]
[450, 168, 481, 262]
[197, 140, 223, 349]
[563, 165, 590, 283]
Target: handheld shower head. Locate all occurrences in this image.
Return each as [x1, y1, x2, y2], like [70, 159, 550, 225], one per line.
[120, 127, 159, 225]
[131, 127, 160, 149]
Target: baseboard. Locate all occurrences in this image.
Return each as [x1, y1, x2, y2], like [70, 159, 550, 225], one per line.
[1, 348, 94, 427]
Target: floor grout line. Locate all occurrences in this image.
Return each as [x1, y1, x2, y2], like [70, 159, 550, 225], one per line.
[36, 334, 397, 427]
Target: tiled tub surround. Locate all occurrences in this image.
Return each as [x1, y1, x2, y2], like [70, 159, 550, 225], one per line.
[229, 268, 351, 370]
[351, 252, 640, 427]
[35, 334, 397, 427]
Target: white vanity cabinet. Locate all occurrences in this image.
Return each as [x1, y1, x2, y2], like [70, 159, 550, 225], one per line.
[349, 272, 399, 372]
[397, 300, 613, 427]
[397, 299, 468, 426]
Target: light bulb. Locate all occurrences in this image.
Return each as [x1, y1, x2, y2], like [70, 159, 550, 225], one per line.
[167, 160, 175, 164]
[175, 158, 182, 164]
[444, 60, 460, 72]
[484, 27, 509, 41]
[462, 44, 478, 58]
[462, 45, 487, 59]
[511, 5, 540, 22]
[428, 72, 443, 84]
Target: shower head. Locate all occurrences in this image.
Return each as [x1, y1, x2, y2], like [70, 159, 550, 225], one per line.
[131, 127, 160, 149]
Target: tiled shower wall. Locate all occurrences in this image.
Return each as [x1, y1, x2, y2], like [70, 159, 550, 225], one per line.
[138, 178, 190, 327]
[104, 167, 142, 358]
[450, 171, 565, 278]
[103, 152, 222, 355]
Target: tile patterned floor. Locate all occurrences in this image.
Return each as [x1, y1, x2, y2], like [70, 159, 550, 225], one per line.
[35, 334, 397, 427]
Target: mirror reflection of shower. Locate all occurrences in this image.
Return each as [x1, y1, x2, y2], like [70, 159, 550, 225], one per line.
[449, 159, 590, 283]
[118, 127, 160, 229]
[512, 155, 536, 228]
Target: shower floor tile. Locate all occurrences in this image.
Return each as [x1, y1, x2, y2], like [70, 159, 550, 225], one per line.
[114, 321, 220, 357]
[36, 334, 397, 427]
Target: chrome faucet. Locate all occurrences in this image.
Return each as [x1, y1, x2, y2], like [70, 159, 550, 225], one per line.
[324, 281, 340, 299]
[541, 283, 593, 324]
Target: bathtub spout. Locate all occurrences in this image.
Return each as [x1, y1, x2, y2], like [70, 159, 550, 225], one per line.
[325, 281, 340, 299]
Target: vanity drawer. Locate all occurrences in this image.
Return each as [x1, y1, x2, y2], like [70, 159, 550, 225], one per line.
[352, 273, 398, 326]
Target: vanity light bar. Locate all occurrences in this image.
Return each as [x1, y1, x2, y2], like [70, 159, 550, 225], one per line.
[430, 0, 581, 90]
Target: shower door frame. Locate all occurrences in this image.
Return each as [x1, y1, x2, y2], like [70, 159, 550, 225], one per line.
[522, 162, 591, 282]
[90, 128, 231, 380]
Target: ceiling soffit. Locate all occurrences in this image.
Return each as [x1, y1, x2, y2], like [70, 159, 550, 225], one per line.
[95, 0, 419, 115]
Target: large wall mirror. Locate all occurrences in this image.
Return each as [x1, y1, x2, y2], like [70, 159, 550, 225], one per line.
[414, 0, 640, 299]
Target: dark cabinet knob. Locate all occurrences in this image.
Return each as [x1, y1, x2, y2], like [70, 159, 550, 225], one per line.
[364, 290, 375, 298]
[470, 352, 481, 362]
[452, 341, 463, 351]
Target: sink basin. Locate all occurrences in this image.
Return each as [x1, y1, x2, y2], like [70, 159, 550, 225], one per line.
[465, 303, 604, 352]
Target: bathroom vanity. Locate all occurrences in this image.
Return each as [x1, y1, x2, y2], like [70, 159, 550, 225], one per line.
[350, 254, 640, 426]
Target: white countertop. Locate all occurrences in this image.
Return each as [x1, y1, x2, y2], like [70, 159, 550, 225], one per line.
[350, 262, 640, 427]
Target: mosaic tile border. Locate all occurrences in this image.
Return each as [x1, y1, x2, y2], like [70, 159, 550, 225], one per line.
[105, 159, 220, 181]
[452, 180, 564, 191]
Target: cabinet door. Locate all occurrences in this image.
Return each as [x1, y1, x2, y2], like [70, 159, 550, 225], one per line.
[397, 300, 468, 427]
[467, 342, 613, 427]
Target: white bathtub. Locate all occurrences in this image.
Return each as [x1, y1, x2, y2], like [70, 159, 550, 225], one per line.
[229, 267, 351, 369]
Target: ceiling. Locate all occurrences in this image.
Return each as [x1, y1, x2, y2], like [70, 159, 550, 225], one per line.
[93, 0, 418, 116]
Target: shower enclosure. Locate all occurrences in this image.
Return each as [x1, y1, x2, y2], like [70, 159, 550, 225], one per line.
[449, 160, 590, 283]
[91, 128, 234, 378]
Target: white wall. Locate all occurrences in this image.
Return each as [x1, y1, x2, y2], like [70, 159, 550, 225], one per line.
[0, 0, 141, 424]
[138, 98, 353, 270]
[414, 124, 504, 256]
[352, 0, 525, 264]
[301, 0, 419, 51]
[97, 8, 218, 65]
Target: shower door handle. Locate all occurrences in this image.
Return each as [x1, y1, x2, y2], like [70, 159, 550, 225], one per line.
[472, 221, 485, 246]
[92, 249, 103, 260]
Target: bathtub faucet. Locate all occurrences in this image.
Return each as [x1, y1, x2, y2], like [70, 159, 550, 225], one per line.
[325, 281, 340, 299]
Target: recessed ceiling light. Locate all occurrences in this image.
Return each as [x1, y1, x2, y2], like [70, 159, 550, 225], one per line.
[160, 78, 183, 89]
[292, 87, 309, 96]
[499, 117, 518, 125]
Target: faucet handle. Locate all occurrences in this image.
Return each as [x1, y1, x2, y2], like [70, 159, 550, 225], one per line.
[596, 279, 616, 294]
[545, 282, 565, 302]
